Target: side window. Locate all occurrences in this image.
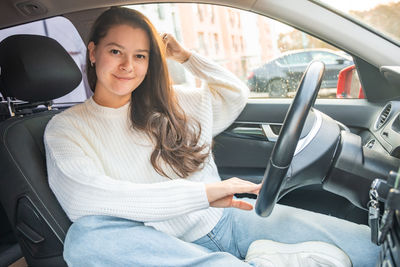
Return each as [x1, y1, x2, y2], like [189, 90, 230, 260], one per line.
[311, 51, 348, 65]
[0, 17, 90, 103]
[130, 3, 363, 99]
[284, 52, 311, 65]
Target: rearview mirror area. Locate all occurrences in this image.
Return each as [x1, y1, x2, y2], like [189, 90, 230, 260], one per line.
[336, 65, 365, 99]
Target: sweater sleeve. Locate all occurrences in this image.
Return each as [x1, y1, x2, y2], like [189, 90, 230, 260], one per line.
[181, 52, 249, 137]
[44, 117, 210, 223]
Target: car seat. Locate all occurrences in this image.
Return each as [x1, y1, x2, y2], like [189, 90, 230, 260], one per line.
[0, 34, 82, 266]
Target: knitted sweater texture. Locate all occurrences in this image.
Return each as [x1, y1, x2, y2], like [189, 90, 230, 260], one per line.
[44, 53, 249, 242]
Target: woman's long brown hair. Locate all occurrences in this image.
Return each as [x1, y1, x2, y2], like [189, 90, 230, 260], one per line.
[86, 7, 209, 178]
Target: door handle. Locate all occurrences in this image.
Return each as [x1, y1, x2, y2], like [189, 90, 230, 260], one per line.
[227, 123, 281, 142]
[261, 124, 279, 142]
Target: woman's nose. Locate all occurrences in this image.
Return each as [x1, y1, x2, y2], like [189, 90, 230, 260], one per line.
[119, 57, 133, 72]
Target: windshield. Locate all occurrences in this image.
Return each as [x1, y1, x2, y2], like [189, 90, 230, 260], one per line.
[314, 0, 400, 44]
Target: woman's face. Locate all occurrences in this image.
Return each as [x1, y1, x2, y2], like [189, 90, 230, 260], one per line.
[88, 24, 150, 108]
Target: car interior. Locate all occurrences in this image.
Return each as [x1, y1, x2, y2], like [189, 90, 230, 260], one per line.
[0, 0, 399, 266]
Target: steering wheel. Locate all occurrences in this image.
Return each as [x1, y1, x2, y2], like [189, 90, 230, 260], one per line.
[255, 61, 325, 217]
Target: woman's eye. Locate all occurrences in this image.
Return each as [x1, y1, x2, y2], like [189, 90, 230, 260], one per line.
[136, 54, 146, 59]
[110, 49, 120, 55]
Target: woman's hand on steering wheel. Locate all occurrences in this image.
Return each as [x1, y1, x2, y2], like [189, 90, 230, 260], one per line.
[205, 178, 261, 210]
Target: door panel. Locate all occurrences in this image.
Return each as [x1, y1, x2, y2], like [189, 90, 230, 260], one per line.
[214, 132, 272, 183]
[215, 98, 382, 173]
[213, 98, 380, 224]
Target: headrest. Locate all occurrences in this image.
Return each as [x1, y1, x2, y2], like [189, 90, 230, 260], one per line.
[0, 34, 82, 102]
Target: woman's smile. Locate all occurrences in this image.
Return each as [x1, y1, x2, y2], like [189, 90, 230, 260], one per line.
[113, 74, 135, 81]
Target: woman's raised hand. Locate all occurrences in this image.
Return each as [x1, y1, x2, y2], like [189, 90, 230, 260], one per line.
[161, 33, 191, 63]
[205, 178, 262, 210]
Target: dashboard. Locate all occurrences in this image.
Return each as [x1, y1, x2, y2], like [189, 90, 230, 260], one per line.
[367, 101, 400, 159]
[363, 66, 400, 160]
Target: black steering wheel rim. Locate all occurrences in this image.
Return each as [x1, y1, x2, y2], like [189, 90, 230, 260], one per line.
[255, 61, 325, 217]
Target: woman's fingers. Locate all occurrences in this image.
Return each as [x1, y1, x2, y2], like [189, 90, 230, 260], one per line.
[205, 178, 261, 205]
[161, 33, 176, 54]
[209, 195, 254, 210]
[250, 185, 261, 195]
[161, 33, 191, 63]
[230, 199, 254, 210]
[223, 178, 261, 195]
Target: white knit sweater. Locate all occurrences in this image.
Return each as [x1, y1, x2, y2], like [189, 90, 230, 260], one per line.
[44, 53, 249, 242]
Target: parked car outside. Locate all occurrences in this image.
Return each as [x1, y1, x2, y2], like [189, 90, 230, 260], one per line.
[247, 49, 353, 97]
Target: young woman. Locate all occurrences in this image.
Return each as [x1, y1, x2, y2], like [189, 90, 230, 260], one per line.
[44, 7, 378, 267]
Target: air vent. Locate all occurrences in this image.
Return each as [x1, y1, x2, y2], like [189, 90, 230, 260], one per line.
[375, 103, 392, 130]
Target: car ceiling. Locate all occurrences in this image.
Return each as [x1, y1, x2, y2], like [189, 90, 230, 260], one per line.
[1, 0, 400, 82]
[0, 0, 255, 28]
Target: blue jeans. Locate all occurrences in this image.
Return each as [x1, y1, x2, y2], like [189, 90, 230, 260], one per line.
[64, 202, 379, 267]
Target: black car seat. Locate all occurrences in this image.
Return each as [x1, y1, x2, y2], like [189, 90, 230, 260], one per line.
[0, 34, 82, 266]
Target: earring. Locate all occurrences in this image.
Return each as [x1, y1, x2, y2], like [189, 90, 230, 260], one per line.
[90, 61, 94, 67]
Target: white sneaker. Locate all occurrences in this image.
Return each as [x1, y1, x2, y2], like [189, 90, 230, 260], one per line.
[245, 240, 352, 267]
